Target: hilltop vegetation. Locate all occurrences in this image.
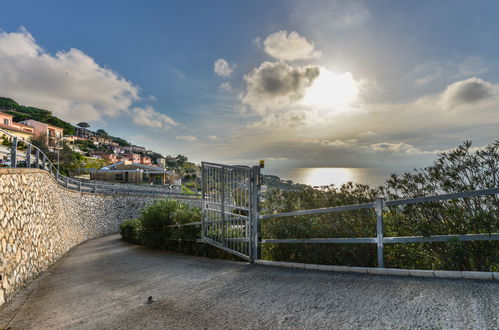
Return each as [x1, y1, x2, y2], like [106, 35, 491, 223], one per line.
[0, 97, 75, 135]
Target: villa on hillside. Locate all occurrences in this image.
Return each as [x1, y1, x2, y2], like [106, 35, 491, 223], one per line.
[20, 119, 64, 149]
[0, 111, 35, 141]
[90, 160, 180, 185]
[89, 136, 113, 145]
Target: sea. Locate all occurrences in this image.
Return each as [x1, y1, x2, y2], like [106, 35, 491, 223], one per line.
[262, 167, 412, 188]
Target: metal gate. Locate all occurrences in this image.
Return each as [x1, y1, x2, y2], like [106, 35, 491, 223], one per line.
[201, 162, 261, 261]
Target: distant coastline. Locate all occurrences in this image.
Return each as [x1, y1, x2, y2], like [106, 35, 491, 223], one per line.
[263, 167, 408, 188]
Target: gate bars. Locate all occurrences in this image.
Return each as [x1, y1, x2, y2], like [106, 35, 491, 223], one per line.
[201, 162, 261, 261]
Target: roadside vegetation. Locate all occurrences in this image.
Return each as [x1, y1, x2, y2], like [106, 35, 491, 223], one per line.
[122, 141, 498, 271]
[120, 199, 240, 260]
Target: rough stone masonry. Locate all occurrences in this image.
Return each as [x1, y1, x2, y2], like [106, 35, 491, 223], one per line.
[0, 168, 199, 306]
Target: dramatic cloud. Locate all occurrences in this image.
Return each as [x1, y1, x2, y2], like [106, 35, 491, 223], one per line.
[242, 61, 320, 114]
[263, 31, 321, 62]
[0, 28, 149, 122]
[441, 77, 494, 108]
[176, 135, 197, 142]
[131, 106, 177, 129]
[213, 58, 235, 77]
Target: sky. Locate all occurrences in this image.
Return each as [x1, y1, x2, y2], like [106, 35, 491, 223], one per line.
[0, 0, 498, 172]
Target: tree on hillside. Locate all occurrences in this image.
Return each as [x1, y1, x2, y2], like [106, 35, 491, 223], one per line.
[96, 129, 109, 137]
[176, 154, 188, 168]
[76, 122, 90, 128]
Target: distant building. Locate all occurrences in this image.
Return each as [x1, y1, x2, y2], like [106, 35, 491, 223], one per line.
[156, 157, 166, 167]
[0, 111, 34, 141]
[140, 155, 152, 166]
[122, 145, 146, 153]
[89, 136, 113, 145]
[63, 135, 85, 144]
[90, 161, 179, 185]
[121, 152, 141, 163]
[93, 152, 119, 163]
[20, 119, 64, 149]
[75, 126, 92, 139]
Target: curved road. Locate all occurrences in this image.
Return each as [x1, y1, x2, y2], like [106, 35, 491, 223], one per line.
[1, 235, 498, 329]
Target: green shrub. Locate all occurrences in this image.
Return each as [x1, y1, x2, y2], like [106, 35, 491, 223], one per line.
[120, 219, 143, 244]
[139, 199, 201, 249]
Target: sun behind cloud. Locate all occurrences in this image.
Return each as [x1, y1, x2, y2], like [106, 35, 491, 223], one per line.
[302, 67, 359, 113]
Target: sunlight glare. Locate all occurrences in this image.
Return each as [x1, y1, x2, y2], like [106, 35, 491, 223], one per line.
[303, 68, 358, 112]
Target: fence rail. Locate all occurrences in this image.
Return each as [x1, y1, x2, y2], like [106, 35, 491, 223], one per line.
[258, 187, 499, 268]
[0, 128, 199, 198]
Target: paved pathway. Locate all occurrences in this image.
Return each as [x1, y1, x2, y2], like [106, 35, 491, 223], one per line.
[1, 235, 498, 329]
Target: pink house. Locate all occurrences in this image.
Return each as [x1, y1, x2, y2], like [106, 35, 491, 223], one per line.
[0, 111, 35, 141]
[20, 119, 64, 139]
[121, 153, 141, 163]
[20, 119, 64, 149]
[140, 155, 152, 166]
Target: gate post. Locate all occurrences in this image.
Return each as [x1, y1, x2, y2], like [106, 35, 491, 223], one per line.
[249, 165, 261, 263]
[375, 198, 385, 268]
[201, 162, 207, 243]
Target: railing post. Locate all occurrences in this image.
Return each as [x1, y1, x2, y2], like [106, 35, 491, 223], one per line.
[35, 149, 40, 168]
[93, 184, 96, 193]
[42, 155, 46, 170]
[221, 166, 226, 247]
[78, 181, 82, 192]
[375, 198, 385, 268]
[10, 137, 17, 168]
[65, 177, 69, 188]
[250, 165, 261, 263]
[26, 144, 31, 168]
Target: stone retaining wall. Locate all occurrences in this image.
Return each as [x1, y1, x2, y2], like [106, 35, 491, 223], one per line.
[0, 169, 200, 306]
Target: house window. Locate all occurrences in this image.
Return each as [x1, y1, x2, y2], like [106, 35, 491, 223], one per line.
[3, 119, 9, 125]
[115, 173, 124, 181]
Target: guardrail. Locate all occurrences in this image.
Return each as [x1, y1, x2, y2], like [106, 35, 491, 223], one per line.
[258, 187, 499, 268]
[0, 128, 199, 198]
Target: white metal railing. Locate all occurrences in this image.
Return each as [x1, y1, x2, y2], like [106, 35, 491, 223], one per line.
[0, 127, 199, 198]
[258, 187, 499, 268]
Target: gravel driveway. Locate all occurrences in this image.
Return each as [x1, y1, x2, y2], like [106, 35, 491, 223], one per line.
[1, 234, 498, 329]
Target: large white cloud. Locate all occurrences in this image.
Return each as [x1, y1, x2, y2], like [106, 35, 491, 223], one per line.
[263, 31, 321, 62]
[0, 28, 174, 127]
[131, 106, 177, 129]
[242, 61, 320, 114]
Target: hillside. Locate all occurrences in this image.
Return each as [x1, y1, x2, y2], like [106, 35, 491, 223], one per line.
[0, 97, 75, 135]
